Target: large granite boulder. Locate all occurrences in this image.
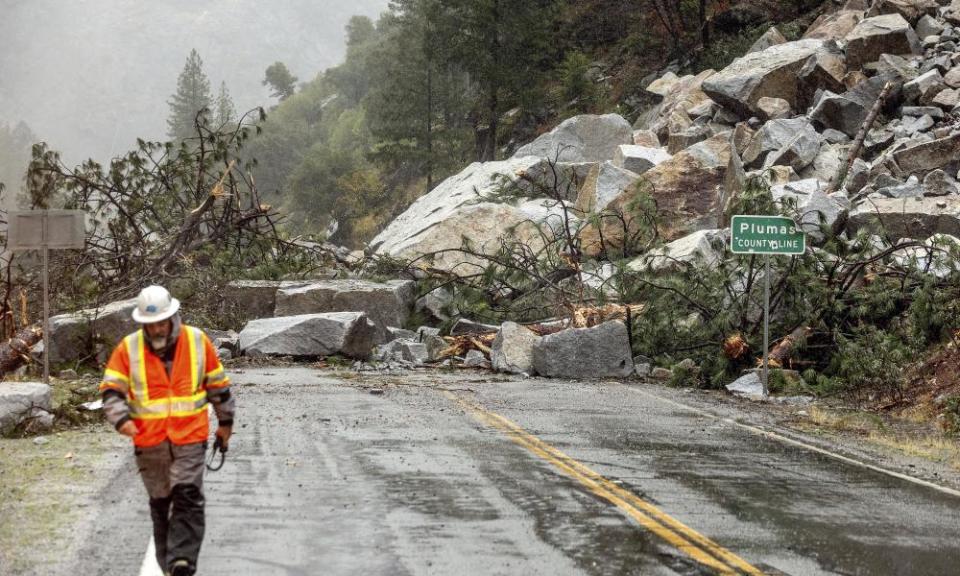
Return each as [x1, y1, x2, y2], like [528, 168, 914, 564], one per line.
[628, 229, 727, 272]
[239, 312, 377, 359]
[946, 0, 960, 27]
[923, 170, 959, 197]
[575, 162, 642, 213]
[797, 46, 849, 107]
[893, 133, 960, 176]
[415, 287, 458, 323]
[800, 142, 848, 184]
[374, 339, 429, 364]
[872, 175, 925, 200]
[544, 162, 599, 201]
[771, 179, 850, 241]
[915, 14, 944, 40]
[848, 196, 960, 239]
[668, 124, 714, 154]
[902, 69, 945, 105]
[646, 70, 717, 139]
[763, 131, 823, 173]
[532, 320, 634, 379]
[580, 133, 731, 257]
[810, 73, 906, 137]
[613, 145, 671, 175]
[867, 0, 938, 25]
[0, 382, 51, 434]
[748, 27, 787, 53]
[726, 372, 766, 399]
[47, 298, 138, 365]
[513, 114, 633, 162]
[702, 39, 832, 117]
[633, 129, 661, 147]
[491, 322, 541, 375]
[273, 279, 416, 343]
[810, 91, 871, 138]
[220, 280, 311, 327]
[803, 10, 864, 41]
[742, 118, 821, 169]
[756, 97, 792, 121]
[370, 156, 575, 273]
[843, 13, 921, 69]
[646, 71, 680, 97]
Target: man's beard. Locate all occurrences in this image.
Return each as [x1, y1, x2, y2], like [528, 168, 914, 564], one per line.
[149, 336, 168, 351]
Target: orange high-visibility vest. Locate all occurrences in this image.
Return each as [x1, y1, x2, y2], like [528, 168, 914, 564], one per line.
[99, 326, 229, 447]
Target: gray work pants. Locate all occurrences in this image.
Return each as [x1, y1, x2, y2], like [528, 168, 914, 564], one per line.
[135, 440, 206, 573]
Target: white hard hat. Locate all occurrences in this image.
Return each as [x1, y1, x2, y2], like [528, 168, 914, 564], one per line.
[132, 285, 180, 323]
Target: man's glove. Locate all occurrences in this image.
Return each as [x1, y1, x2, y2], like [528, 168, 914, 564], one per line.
[215, 425, 232, 451]
[118, 420, 137, 438]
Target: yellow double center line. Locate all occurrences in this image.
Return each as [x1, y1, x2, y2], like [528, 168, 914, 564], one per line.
[446, 392, 765, 576]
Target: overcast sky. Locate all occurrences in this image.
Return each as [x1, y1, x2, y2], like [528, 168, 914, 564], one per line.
[0, 0, 390, 164]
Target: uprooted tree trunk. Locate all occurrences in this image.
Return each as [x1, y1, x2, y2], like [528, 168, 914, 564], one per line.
[0, 325, 42, 377]
[763, 326, 811, 368]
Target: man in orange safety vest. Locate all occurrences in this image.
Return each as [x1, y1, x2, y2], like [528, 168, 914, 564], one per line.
[100, 285, 235, 576]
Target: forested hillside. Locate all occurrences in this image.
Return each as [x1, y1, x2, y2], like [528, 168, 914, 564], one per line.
[243, 0, 830, 246]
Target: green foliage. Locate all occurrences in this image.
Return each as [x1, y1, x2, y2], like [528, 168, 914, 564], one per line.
[18, 107, 332, 332]
[214, 81, 237, 128]
[802, 368, 840, 396]
[669, 359, 703, 388]
[559, 51, 604, 113]
[263, 61, 298, 102]
[688, 24, 767, 73]
[364, 0, 474, 186]
[167, 49, 213, 142]
[835, 326, 913, 403]
[943, 396, 960, 436]
[597, 173, 960, 401]
[443, 0, 558, 161]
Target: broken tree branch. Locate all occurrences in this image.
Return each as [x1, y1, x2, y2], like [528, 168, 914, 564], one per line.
[827, 81, 893, 194]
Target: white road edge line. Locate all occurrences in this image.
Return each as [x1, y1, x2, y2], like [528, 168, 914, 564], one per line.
[628, 386, 960, 499]
[140, 537, 163, 576]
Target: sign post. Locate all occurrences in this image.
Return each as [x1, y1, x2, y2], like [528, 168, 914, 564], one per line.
[6, 210, 86, 384]
[730, 215, 805, 396]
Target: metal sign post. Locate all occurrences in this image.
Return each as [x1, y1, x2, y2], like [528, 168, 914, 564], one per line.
[6, 210, 86, 383]
[730, 215, 805, 396]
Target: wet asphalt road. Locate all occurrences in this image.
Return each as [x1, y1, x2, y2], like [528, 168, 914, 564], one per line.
[73, 368, 960, 576]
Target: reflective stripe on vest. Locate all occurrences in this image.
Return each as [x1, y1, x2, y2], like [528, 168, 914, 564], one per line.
[100, 368, 130, 393]
[126, 327, 208, 420]
[185, 325, 206, 394]
[205, 365, 227, 387]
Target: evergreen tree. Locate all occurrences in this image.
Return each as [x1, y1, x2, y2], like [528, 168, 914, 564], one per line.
[365, 0, 472, 189]
[167, 49, 213, 141]
[263, 62, 298, 102]
[326, 16, 379, 105]
[443, 0, 557, 161]
[215, 81, 237, 128]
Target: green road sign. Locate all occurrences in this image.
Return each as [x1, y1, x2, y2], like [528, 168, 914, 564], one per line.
[730, 215, 805, 255]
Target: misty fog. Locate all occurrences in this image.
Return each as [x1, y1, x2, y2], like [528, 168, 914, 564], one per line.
[0, 0, 390, 165]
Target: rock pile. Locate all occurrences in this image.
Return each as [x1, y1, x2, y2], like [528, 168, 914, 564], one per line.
[34, 1, 960, 385]
[373, 3, 960, 266]
[357, 1, 960, 382]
